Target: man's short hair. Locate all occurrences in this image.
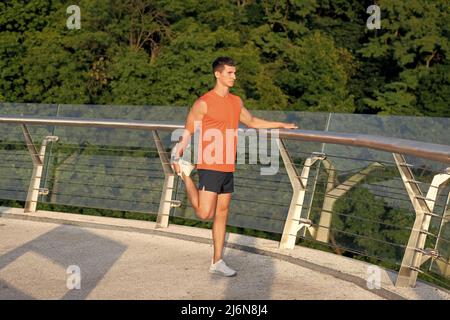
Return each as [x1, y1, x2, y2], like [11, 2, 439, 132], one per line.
[212, 57, 236, 73]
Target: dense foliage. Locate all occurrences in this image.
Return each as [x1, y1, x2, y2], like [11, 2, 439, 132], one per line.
[1, 0, 448, 115]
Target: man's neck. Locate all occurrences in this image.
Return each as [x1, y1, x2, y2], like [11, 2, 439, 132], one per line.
[213, 85, 229, 97]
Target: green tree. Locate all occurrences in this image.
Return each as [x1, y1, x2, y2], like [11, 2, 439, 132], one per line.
[359, 0, 449, 115]
[273, 31, 356, 112]
[333, 188, 398, 262]
[0, 0, 448, 116]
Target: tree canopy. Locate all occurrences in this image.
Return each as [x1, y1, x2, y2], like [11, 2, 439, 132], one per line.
[0, 0, 448, 116]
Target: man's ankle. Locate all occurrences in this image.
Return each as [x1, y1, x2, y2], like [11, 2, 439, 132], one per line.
[181, 172, 191, 182]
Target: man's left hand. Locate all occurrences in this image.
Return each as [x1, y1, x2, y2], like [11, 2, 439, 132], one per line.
[280, 123, 298, 129]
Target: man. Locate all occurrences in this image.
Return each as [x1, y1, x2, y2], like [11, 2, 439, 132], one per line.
[171, 57, 297, 277]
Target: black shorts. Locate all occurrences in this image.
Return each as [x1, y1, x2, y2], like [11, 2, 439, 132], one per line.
[197, 169, 234, 194]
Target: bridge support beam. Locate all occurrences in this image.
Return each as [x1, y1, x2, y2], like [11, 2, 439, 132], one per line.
[22, 124, 58, 213]
[394, 153, 449, 287]
[430, 192, 450, 277]
[153, 131, 180, 228]
[278, 137, 325, 249]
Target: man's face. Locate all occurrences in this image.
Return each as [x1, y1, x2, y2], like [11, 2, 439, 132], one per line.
[215, 65, 236, 88]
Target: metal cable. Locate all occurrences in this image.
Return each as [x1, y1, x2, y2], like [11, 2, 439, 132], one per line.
[290, 150, 447, 175]
[35, 168, 165, 179]
[38, 199, 158, 216]
[239, 162, 447, 196]
[0, 147, 161, 157]
[418, 233, 450, 245]
[234, 175, 292, 185]
[3, 185, 164, 202]
[406, 267, 450, 290]
[40, 190, 161, 206]
[288, 150, 399, 166]
[0, 176, 30, 182]
[236, 169, 447, 204]
[233, 182, 291, 193]
[295, 236, 401, 266]
[39, 179, 165, 193]
[239, 163, 362, 175]
[0, 156, 164, 167]
[46, 162, 164, 173]
[312, 202, 450, 225]
[231, 196, 291, 207]
[177, 200, 286, 220]
[177, 191, 291, 208]
[46, 144, 161, 153]
[0, 162, 165, 175]
[1, 141, 447, 175]
[312, 186, 446, 210]
[315, 208, 415, 231]
[291, 222, 408, 249]
[307, 189, 415, 210]
[8, 161, 443, 205]
[0, 187, 26, 193]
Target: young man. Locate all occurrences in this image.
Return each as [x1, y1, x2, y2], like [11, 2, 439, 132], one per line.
[171, 57, 297, 277]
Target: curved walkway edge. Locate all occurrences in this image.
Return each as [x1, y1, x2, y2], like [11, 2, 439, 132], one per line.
[0, 206, 448, 300]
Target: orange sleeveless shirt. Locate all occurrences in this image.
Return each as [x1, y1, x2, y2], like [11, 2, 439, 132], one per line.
[194, 90, 242, 172]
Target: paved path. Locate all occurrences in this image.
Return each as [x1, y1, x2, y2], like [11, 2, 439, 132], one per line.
[0, 207, 448, 300]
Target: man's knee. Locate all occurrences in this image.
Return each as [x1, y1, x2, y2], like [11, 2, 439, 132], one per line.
[196, 208, 215, 221]
[202, 215, 214, 222]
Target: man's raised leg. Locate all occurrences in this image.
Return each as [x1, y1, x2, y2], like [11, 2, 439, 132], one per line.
[181, 172, 218, 220]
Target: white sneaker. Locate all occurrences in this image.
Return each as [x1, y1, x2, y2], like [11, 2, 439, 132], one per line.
[209, 259, 237, 277]
[171, 143, 195, 179]
[177, 159, 195, 179]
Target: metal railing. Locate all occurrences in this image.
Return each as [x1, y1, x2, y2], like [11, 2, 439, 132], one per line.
[0, 112, 449, 289]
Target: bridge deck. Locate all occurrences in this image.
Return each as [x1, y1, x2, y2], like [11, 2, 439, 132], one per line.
[0, 207, 448, 300]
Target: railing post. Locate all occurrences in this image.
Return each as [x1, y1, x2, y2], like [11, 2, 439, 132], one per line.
[152, 131, 180, 228]
[277, 137, 325, 249]
[22, 124, 58, 213]
[156, 175, 177, 228]
[430, 191, 450, 277]
[394, 154, 450, 287]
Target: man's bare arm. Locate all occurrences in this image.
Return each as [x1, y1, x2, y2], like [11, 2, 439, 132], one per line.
[239, 101, 298, 129]
[176, 98, 207, 158]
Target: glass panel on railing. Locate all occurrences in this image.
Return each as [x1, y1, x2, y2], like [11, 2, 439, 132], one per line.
[0, 102, 58, 116]
[329, 113, 450, 143]
[39, 105, 188, 214]
[0, 103, 58, 201]
[55, 104, 187, 147]
[300, 151, 447, 270]
[327, 113, 450, 171]
[298, 150, 414, 267]
[40, 152, 165, 213]
[0, 102, 58, 140]
[321, 113, 449, 271]
[0, 150, 32, 201]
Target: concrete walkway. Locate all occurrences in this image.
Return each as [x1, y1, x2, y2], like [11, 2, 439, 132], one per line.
[0, 207, 448, 300]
